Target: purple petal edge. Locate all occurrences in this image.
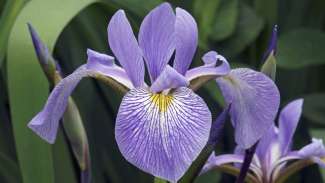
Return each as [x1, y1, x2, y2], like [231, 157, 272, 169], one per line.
[139, 2, 175, 82]
[150, 65, 189, 93]
[216, 68, 280, 149]
[108, 10, 145, 87]
[173, 7, 198, 75]
[279, 99, 304, 155]
[28, 50, 132, 143]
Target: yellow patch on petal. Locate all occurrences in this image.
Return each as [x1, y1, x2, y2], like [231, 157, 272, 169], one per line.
[150, 93, 173, 112]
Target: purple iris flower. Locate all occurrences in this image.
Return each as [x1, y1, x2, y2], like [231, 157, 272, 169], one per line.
[203, 50, 280, 149]
[28, 3, 231, 181]
[202, 99, 325, 183]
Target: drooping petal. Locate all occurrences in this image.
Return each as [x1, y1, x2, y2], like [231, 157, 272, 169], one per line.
[139, 3, 175, 82]
[298, 138, 325, 158]
[173, 7, 198, 75]
[115, 87, 211, 182]
[216, 68, 280, 149]
[202, 153, 244, 174]
[28, 50, 132, 143]
[272, 139, 325, 172]
[108, 10, 145, 87]
[279, 99, 304, 155]
[202, 153, 262, 178]
[150, 65, 189, 93]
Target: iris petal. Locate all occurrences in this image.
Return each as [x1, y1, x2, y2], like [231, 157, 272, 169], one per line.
[108, 10, 145, 87]
[298, 138, 325, 158]
[28, 50, 132, 143]
[139, 3, 175, 82]
[216, 68, 280, 149]
[150, 65, 189, 93]
[115, 87, 211, 182]
[279, 99, 304, 155]
[173, 8, 198, 75]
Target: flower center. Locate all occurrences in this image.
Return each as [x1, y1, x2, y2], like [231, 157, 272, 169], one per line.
[150, 93, 173, 112]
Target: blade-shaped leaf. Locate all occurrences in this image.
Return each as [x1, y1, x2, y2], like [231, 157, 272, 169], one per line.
[0, 0, 28, 67]
[7, 0, 98, 183]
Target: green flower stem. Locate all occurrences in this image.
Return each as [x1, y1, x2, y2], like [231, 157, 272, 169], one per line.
[274, 159, 314, 183]
[179, 144, 215, 183]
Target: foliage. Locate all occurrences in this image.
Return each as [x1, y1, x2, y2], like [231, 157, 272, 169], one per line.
[1, 0, 325, 182]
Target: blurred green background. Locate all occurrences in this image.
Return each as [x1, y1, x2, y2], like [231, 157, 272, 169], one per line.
[1, 0, 325, 182]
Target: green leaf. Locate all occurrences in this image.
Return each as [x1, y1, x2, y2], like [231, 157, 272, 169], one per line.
[303, 93, 325, 126]
[219, 3, 264, 57]
[277, 29, 325, 69]
[0, 0, 28, 67]
[0, 152, 22, 183]
[211, 0, 239, 41]
[7, 0, 98, 183]
[193, 0, 221, 45]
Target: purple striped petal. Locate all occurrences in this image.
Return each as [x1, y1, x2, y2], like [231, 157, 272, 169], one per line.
[28, 50, 132, 143]
[150, 65, 189, 93]
[139, 3, 175, 82]
[108, 10, 145, 87]
[115, 87, 211, 182]
[216, 68, 280, 149]
[279, 99, 304, 155]
[173, 8, 198, 75]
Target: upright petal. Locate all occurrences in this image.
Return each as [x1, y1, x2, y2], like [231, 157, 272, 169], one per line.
[173, 8, 198, 75]
[139, 3, 175, 82]
[150, 65, 189, 93]
[28, 51, 132, 143]
[256, 126, 281, 181]
[279, 99, 304, 155]
[115, 87, 211, 182]
[216, 68, 280, 149]
[108, 10, 145, 87]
